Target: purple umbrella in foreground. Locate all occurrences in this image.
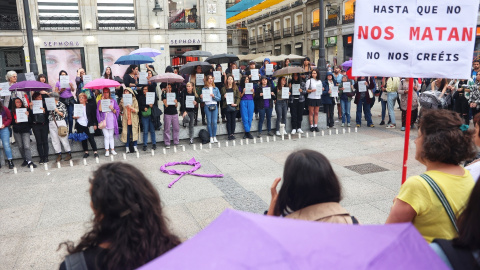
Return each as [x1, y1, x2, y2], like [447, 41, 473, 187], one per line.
[140, 209, 448, 270]
[342, 59, 353, 68]
[9, 80, 52, 91]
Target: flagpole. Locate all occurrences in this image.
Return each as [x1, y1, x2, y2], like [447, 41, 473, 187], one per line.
[401, 78, 414, 184]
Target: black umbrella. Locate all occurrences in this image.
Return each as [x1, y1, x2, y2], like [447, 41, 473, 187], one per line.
[179, 61, 213, 75]
[183, 50, 213, 57]
[205, 54, 240, 64]
[114, 76, 123, 84]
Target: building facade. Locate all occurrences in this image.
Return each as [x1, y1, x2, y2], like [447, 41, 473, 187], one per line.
[227, 22, 248, 56]
[0, 0, 227, 86]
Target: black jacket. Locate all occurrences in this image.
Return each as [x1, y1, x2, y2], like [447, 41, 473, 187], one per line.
[85, 102, 98, 127]
[12, 108, 32, 133]
[254, 85, 275, 110]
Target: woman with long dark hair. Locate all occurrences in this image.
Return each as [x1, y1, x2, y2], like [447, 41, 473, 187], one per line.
[267, 149, 357, 224]
[289, 73, 305, 134]
[306, 69, 322, 132]
[123, 65, 139, 91]
[30, 92, 50, 164]
[239, 76, 255, 139]
[221, 74, 241, 140]
[58, 162, 180, 270]
[275, 76, 290, 135]
[11, 98, 36, 168]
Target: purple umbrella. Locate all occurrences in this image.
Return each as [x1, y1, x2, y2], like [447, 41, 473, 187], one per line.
[342, 60, 353, 68]
[140, 209, 448, 270]
[130, 48, 162, 58]
[9, 80, 52, 92]
[149, 73, 185, 84]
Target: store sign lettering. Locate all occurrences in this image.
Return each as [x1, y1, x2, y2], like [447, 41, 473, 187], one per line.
[170, 39, 201, 45]
[44, 41, 81, 47]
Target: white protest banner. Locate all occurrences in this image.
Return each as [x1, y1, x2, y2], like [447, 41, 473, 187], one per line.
[25, 72, 36, 81]
[343, 82, 351, 92]
[266, 64, 273, 76]
[74, 104, 83, 117]
[262, 87, 271, 99]
[250, 69, 259, 81]
[186, 96, 195, 108]
[101, 99, 111, 112]
[226, 92, 234, 105]
[292, 84, 301, 95]
[213, 71, 221, 83]
[232, 69, 240, 81]
[139, 72, 148, 85]
[123, 94, 132, 106]
[32, 100, 43, 114]
[146, 92, 155, 105]
[167, 93, 176, 105]
[245, 83, 254, 94]
[45, 98, 56, 111]
[0, 82, 10, 96]
[196, 74, 204, 86]
[282, 87, 290, 99]
[60, 75, 69, 88]
[16, 108, 28, 122]
[352, 0, 479, 79]
[82, 75, 92, 85]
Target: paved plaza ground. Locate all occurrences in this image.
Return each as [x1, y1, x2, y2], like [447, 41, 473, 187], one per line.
[0, 105, 423, 269]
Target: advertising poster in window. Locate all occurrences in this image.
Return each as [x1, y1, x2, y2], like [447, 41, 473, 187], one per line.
[41, 48, 85, 88]
[100, 47, 137, 79]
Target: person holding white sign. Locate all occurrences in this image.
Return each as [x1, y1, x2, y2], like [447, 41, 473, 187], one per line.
[97, 88, 120, 157]
[275, 77, 290, 136]
[180, 82, 198, 144]
[120, 88, 140, 153]
[191, 65, 207, 126]
[56, 70, 76, 134]
[338, 76, 354, 127]
[4, 70, 29, 112]
[138, 86, 157, 151]
[239, 76, 255, 139]
[30, 92, 50, 164]
[200, 75, 221, 143]
[11, 98, 36, 168]
[353, 77, 375, 128]
[0, 99, 15, 169]
[259, 58, 274, 88]
[73, 93, 99, 159]
[221, 75, 241, 140]
[254, 76, 275, 137]
[305, 69, 322, 132]
[48, 92, 72, 162]
[322, 73, 337, 129]
[162, 84, 180, 148]
[288, 73, 306, 134]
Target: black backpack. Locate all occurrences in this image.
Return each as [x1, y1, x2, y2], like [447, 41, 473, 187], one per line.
[433, 239, 480, 270]
[198, 129, 210, 144]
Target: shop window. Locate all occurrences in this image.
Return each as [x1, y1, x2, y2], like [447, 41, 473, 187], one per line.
[97, 0, 136, 30]
[169, 0, 199, 29]
[38, 0, 80, 30]
[169, 46, 200, 67]
[344, 0, 355, 15]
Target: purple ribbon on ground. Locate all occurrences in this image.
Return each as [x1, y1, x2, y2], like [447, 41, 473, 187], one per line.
[160, 157, 223, 188]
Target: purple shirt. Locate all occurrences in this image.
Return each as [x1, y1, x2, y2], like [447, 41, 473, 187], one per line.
[97, 99, 120, 135]
[264, 99, 270, 109]
[55, 81, 74, 99]
[241, 88, 254, 101]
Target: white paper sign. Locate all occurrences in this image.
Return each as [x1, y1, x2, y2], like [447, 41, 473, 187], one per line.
[282, 87, 290, 99]
[213, 71, 221, 83]
[343, 82, 351, 92]
[331, 86, 339, 97]
[186, 95, 195, 108]
[45, 98, 56, 111]
[0, 82, 10, 96]
[251, 69, 259, 81]
[262, 87, 271, 99]
[352, 0, 479, 79]
[266, 64, 273, 76]
[123, 94, 132, 106]
[316, 83, 323, 97]
[146, 92, 155, 105]
[226, 92, 234, 105]
[32, 100, 43, 114]
[167, 93, 176, 105]
[196, 74, 204, 86]
[245, 83, 254, 94]
[101, 99, 111, 112]
[25, 72, 35, 81]
[82, 75, 92, 85]
[74, 104, 83, 117]
[358, 82, 367, 93]
[139, 72, 148, 85]
[233, 69, 240, 81]
[202, 90, 212, 102]
[16, 108, 28, 122]
[60, 75, 69, 88]
[292, 84, 301, 95]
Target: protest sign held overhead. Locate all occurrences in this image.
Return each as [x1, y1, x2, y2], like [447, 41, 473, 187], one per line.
[352, 0, 479, 79]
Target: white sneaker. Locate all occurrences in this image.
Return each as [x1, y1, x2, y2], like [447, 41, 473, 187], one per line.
[291, 129, 297, 135]
[105, 150, 110, 157]
[283, 130, 287, 135]
[347, 123, 351, 127]
[297, 128, 304, 134]
[276, 131, 281, 136]
[341, 123, 345, 127]
[126, 147, 130, 153]
[111, 149, 117, 155]
[210, 137, 214, 143]
[213, 137, 218, 143]
[133, 146, 138, 152]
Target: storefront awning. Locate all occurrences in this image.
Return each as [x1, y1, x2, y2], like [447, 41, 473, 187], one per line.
[227, 0, 285, 24]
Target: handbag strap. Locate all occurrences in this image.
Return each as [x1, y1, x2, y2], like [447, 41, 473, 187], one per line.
[419, 174, 459, 232]
[51, 111, 59, 128]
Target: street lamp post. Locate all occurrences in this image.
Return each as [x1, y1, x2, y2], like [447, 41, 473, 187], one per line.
[317, 0, 327, 81]
[23, 0, 38, 75]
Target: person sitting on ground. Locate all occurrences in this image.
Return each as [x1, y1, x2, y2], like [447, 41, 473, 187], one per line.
[386, 109, 476, 243]
[430, 179, 480, 269]
[58, 162, 180, 270]
[267, 149, 358, 224]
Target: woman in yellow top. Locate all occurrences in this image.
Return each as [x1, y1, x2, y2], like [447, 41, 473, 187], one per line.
[386, 109, 476, 243]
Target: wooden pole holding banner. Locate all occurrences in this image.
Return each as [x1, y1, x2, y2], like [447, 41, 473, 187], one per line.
[401, 78, 414, 184]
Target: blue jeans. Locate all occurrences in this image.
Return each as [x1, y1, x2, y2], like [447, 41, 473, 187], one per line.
[258, 107, 273, 133]
[126, 125, 137, 147]
[356, 97, 373, 126]
[0, 127, 12, 160]
[204, 105, 218, 137]
[340, 99, 351, 124]
[141, 116, 156, 146]
[387, 92, 397, 125]
[240, 99, 254, 132]
[65, 102, 74, 134]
